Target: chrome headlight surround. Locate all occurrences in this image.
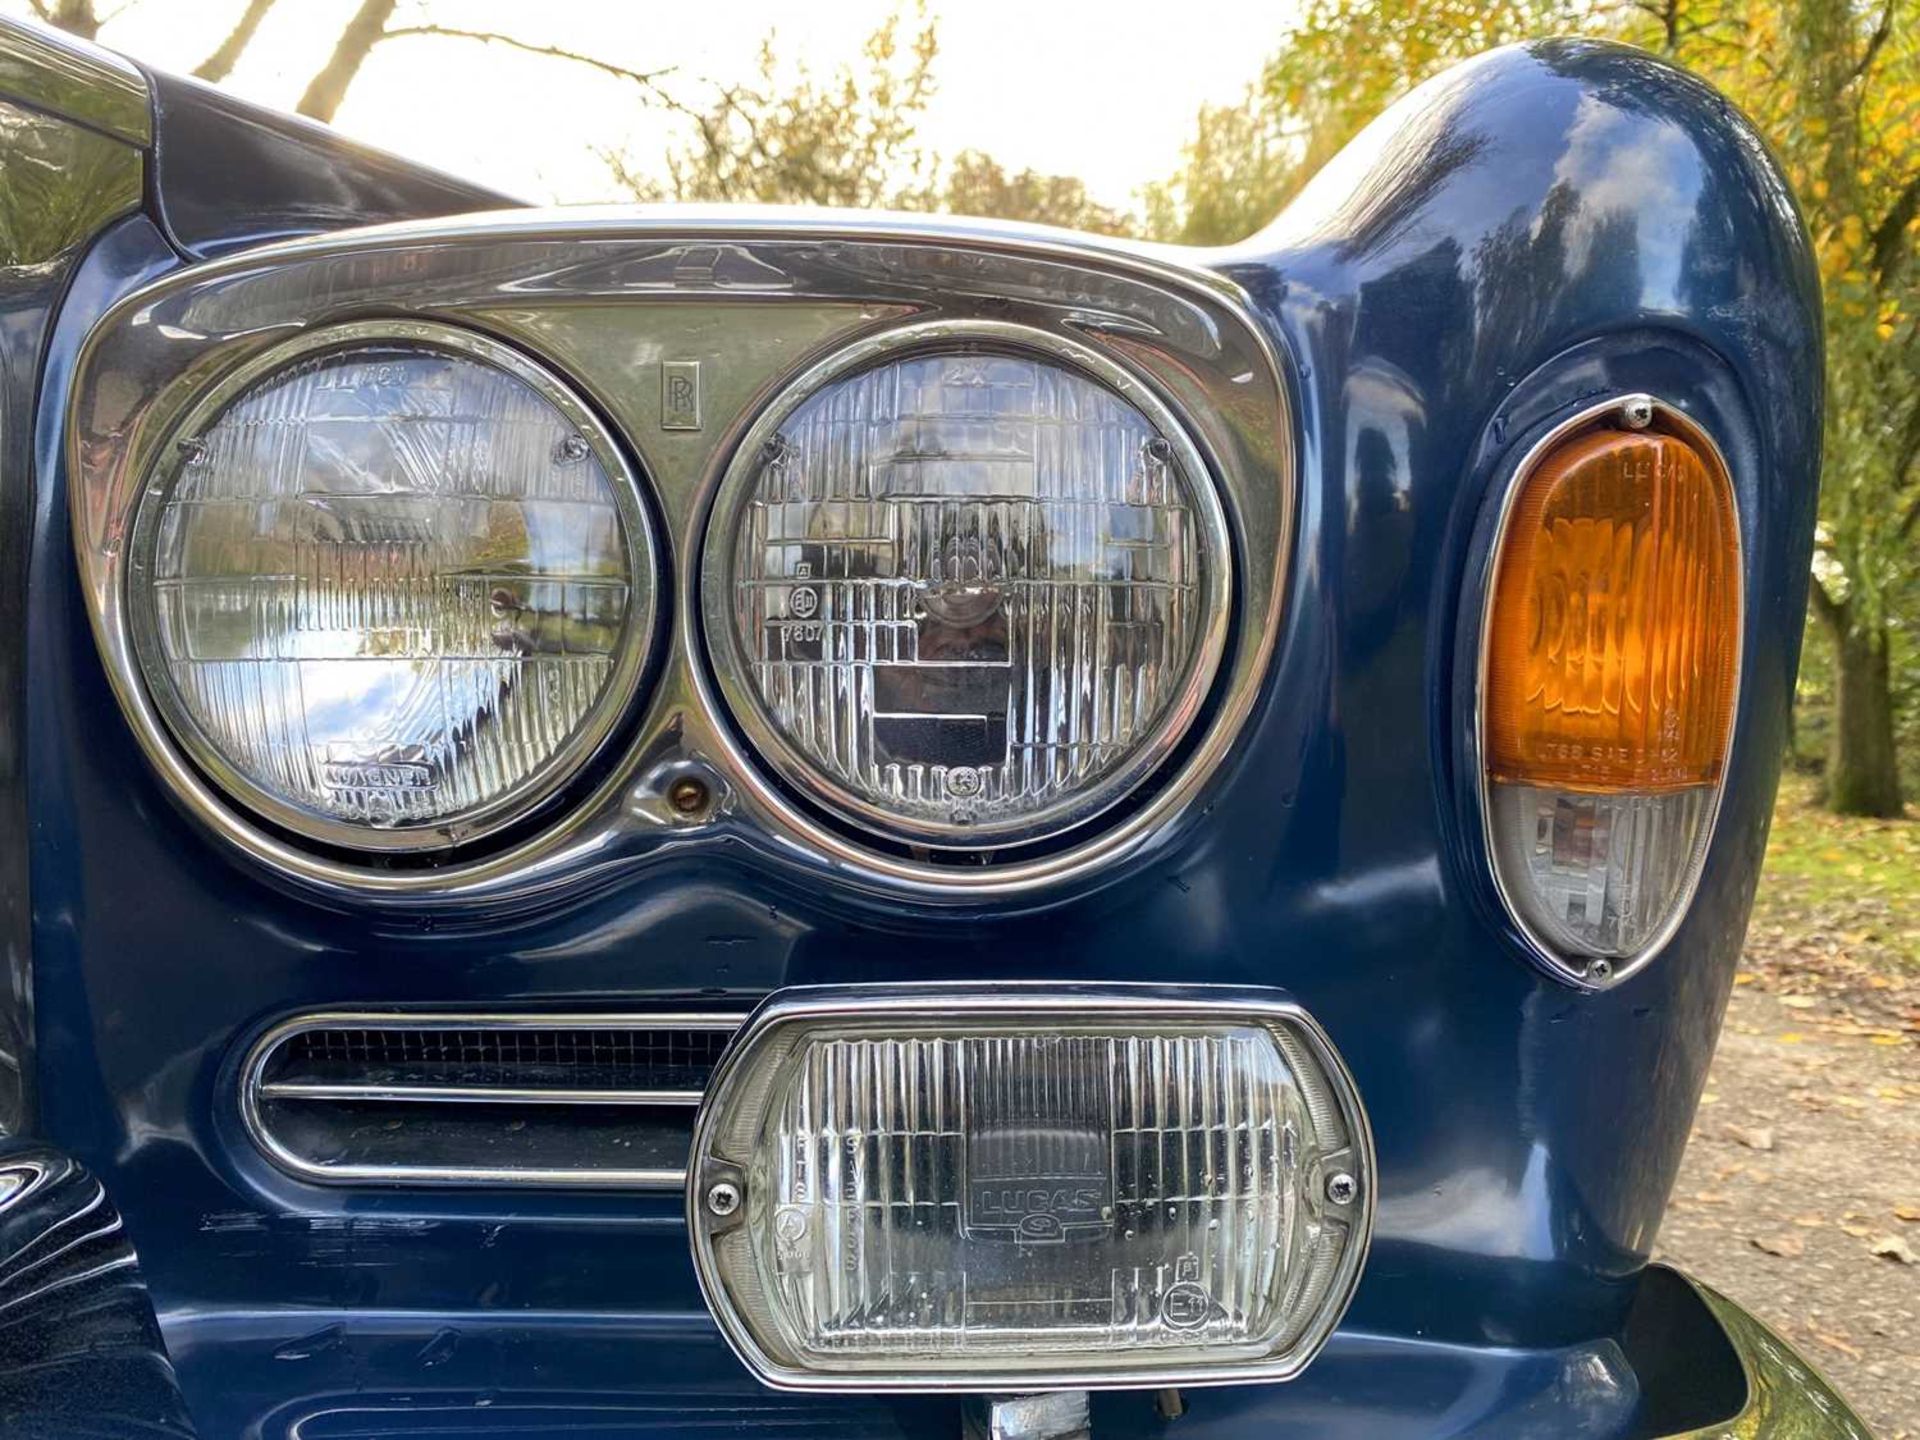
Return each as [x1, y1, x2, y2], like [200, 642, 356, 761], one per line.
[105, 317, 660, 855]
[699, 319, 1234, 852]
[68, 215, 1292, 902]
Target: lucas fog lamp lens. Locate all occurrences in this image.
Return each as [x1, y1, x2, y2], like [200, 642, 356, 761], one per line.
[687, 988, 1372, 1391]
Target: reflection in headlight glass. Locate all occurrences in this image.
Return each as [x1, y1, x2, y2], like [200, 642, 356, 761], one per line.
[716, 349, 1221, 844]
[142, 344, 635, 838]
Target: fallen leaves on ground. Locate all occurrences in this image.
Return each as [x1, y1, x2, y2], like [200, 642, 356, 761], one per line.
[1657, 781, 1917, 1439]
[1869, 1234, 1917, 1264]
[1725, 1123, 1777, 1151]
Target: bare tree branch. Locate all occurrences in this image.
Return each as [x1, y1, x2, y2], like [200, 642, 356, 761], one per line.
[381, 25, 683, 106]
[194, 0, 278, 83]
[1849, 0, 1896, 85]
[1895, 404, 1920, 539]
[29, 0, 102, 39]
[1809, 570, 1846, 628]
[296, 0, 396, 122]
[1868, 170, 1920, 286]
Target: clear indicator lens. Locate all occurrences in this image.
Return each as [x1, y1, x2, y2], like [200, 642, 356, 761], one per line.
[137, 339, 644, 846]
[693, 1005, 1369, 1387]
[1490, 785, 1715, 957]
[710, 346, 1226, 846]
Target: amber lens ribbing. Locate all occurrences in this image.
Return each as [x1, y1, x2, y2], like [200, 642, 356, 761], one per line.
[1485, 426, 1739, 794]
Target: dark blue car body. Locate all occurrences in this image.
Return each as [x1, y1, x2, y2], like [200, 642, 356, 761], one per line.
[0, 17, 1869, 1439]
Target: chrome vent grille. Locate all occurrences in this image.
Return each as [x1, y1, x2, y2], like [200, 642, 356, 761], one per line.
[242, 1012, 743, 1188]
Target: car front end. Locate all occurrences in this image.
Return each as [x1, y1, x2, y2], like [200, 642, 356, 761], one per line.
[0, 18, 1873, 1438]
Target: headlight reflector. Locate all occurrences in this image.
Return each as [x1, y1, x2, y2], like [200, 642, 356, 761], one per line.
[688, 987, 1372, 1391]
[702, 328, 1231, 849]
[129, 323, 654, 851]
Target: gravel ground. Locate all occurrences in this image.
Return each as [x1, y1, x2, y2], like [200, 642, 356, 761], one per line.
[1656, 982, 1919, 1438]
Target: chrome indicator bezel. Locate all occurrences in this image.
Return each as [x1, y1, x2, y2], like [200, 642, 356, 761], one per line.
[698, 319, 1235, 851]
[684, 983, 1375, 1393]
[121, 318, 662, 853]
[1469, 395, 1745, 990]
[68, 211, 1294, 903]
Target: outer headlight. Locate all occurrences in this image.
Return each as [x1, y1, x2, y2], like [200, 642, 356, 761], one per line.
[701, 322, 1231, 849]
[126, 320, 656, 852]
[688, 986, 1373, 1391]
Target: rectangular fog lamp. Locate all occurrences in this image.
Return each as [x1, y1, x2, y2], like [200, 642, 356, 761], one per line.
[687, 986, 1372, 1391]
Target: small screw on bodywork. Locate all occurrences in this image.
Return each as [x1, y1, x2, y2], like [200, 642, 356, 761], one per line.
[667, 775, 712, 817]
[1619, 397, 1655, 431]
[1326, 1172, 1358, 1205]
[706, 1180, 742, 1217]
[555, 433, 591, 463]
[1586, 958, 1615, 984]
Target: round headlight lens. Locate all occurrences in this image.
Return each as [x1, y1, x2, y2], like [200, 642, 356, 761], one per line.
[703, 335, 1229, 848]
[130, 325, 654, 852]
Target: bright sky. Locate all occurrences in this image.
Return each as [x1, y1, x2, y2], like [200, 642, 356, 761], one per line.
[8, 0, 1292, 210]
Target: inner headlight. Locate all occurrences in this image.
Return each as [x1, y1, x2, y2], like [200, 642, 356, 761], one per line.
[701, 325, 1231, 849]
[126, 321, 656, 852]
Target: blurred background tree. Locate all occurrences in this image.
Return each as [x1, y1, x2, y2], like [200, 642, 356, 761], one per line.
[23, 0, 1919, 816]
[602, 11, 939, 207]
[1140, 0, 1919, 818]
[599, 10, 1134, 231]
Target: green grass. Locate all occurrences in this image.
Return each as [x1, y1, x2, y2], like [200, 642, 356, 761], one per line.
[1754, 773, 1920, 967]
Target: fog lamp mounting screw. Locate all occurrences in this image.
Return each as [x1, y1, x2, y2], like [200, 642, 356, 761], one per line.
[706, 1180, 742, 1218]
[1326, 1172, 1358, 1206]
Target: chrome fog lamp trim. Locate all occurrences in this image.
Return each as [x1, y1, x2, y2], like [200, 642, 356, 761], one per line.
[687, 985, 1374, 1393]
[698, 319, 1234, 851]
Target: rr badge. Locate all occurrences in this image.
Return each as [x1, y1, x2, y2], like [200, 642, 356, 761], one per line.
[662, 359, 701, 431]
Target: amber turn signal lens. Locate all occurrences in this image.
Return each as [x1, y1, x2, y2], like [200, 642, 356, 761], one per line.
[1485, 427, 1739, 794]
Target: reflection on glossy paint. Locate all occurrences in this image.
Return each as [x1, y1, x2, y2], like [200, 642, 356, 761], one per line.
[1550, 97, 1703, 310]
[1376, 1143, 1559, 1260]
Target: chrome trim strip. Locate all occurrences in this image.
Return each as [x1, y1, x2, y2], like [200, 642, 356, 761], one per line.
[698, 317, 1234, 850]
[0, 95, 143, 1136]
[120, 317, 662, 854]
[70, 212, 1294, 902]
[0, 17, 150, 147]
[249, 1157, 695, 1190]
[256, 1082, 705, 1106]
[240, 1009, 744, 1190]
[685, 984, 1374, 1393]
[1470, 395, 1745, 990]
